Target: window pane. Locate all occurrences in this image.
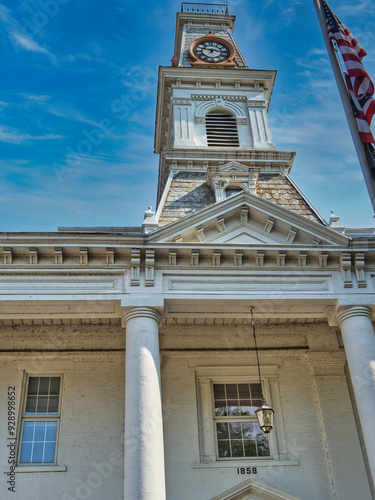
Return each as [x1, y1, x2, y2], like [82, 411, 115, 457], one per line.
[27, 378, 39, 395]
[225, 384, 238, 399]
[36, 396, 48, 414]
[213, 384, 225, 400]
[20, 442, 32, 463]
[32, 442, 44, 463]
[46, 422, 57, 441]
[250, 384, 262, 400]
[231, 440, 244, 457]
[229, 423, 242, 440]
[22, 421, 35, 442]
[238, 384, 250, 398]
[25, 377, 60, 416]
[47, 396, 59, 414]
[244, 439, 257, 457]
[239, 400, 252, 416]
[44, 442, 56, 463]
[227, 401, 241, 416]
[25, 396, 37, 414]
[34, 422, 46, 442]
[218, 440, 231, 457]
[50, 377, 60, 396]
[20, 421, 57, 464]
[216, 423, 229, 440]
[38, 378, 50, 395]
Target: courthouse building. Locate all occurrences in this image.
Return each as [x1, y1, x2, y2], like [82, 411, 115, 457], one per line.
[1, 3, 375, 500]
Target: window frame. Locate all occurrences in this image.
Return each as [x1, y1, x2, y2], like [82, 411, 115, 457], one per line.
[17, 374, 63, 467]
[196, 366, 280, 464]
[212, 382, 271, 460]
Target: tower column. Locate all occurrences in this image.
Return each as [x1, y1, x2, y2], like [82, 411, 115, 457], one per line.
[123, 307, 166, 500]
[336, 305, 375, 485]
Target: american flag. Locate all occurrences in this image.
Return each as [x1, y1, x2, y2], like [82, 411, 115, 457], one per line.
[321, 0, 375, 144]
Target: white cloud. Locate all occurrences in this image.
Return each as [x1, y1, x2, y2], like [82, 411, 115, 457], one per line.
[0, 126, 62, 144]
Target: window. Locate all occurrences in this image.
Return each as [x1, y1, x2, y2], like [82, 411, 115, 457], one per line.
[196, 366, 280, 465]
[213, 383, 270, 458]
[206, 111, 239, 147]
[18, 376, 62, 465]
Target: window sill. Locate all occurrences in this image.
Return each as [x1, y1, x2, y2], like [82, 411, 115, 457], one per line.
[13, 465, 67, 473]
[192, 459, 299, 469]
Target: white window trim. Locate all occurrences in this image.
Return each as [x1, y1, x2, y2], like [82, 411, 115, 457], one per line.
[194, 365, 297, 468]
[17, 373, 64, 468]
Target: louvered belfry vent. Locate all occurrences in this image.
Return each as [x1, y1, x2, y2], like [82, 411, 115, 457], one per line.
[206, 112, 239, 147]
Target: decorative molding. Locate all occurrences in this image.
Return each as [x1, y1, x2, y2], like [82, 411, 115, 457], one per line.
[130, 248, 141, 286]
[191, 250, 199, 266]
[277, 252, 286, 267]
[29, 248, 38, 265]
[355, 252, 366, 288]
[299, 252, 307, 267]
[248, 99, 267, 108]
[191, 94, 246, 102]
[106, 248, 115, 265]
[165, 275, 332, 294]
[286, 227, 298, 244]
[234, 250, 243, 266]
[257, 251, 265, 267]
[341, 252, 353, 288]
[0, 276, 124, 294]
[4, 248, 12, 265]
[79, 248, 88, 266]
[264, 217, 275, 234]
[196, 225, 205, 242]
[169, 250, 177, 266]
[216, 217, 226, 233]
[212, 250, 221, 266]
[240, 207, 249, 224]
[145, 249, 155, 287]
[320, 252, 328, 268]
[54, 248, 63, 265]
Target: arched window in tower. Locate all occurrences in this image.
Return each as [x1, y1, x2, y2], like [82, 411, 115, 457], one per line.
[206, 110, 239, 147]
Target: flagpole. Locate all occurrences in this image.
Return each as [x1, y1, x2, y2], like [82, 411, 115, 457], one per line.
[313, 0, 375, 214]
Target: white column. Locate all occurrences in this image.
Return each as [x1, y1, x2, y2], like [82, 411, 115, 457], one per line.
[336, 306, 375, 486]
[123, 307, 166, 500]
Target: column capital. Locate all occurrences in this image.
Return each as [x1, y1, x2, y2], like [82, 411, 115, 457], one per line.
[336, 305, 373, 326]
[122, 306, 163, 327]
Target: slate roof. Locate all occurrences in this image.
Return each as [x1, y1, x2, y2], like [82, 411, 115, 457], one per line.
[157, 172, 323, 226]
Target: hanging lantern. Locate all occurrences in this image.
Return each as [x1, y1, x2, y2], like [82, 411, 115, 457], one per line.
[255, 400, 274, 434]
[250, 307, 275, 434]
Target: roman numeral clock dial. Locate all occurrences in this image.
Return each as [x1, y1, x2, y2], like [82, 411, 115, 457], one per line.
[189, 35, 235, 66]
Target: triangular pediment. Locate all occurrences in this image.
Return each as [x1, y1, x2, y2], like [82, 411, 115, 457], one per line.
[149, 192, 349, 247]
[211, 478, 302, 500]
[218, 161, 250, 173]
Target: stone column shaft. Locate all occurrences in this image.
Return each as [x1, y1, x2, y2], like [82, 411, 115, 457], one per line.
[123, 307, 166, 500]
[337, 306, 375, 487]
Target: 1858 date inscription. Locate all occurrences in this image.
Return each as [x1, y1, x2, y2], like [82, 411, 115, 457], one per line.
[237, 467, 257, 475]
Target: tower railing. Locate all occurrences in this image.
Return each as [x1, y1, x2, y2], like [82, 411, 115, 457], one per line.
[181, 3, 229, 15]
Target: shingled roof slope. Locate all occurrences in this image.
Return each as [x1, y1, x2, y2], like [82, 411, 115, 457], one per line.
[157, 171, 323, 226]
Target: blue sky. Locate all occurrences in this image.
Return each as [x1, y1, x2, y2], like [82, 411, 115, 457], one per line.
[0, 0, 374, 231]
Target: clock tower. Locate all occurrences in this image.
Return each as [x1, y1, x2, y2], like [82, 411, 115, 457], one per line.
[153, 3, 323, 228]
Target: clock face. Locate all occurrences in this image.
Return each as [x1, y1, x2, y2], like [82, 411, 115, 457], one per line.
[193, 40, 231, 63]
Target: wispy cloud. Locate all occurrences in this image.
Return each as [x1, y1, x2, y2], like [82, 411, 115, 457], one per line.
[0, 4, 54, 58]
[0, 126, 62, 144]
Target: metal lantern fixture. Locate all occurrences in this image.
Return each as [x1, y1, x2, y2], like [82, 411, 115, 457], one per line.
[250, 308, 275, 434]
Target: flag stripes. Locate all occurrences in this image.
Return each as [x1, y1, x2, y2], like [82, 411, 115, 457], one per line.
[321, 0, 374, 143]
